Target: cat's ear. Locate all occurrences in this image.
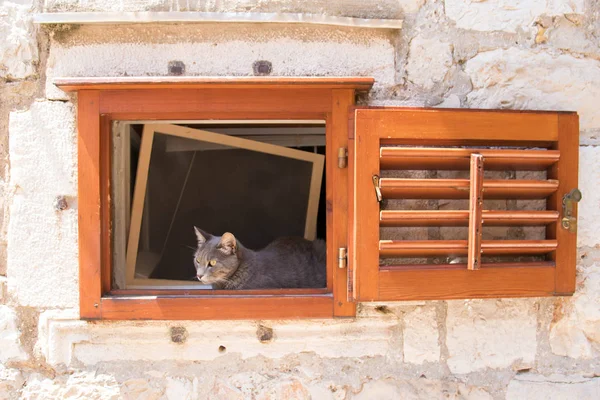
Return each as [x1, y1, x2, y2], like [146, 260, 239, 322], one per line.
[194, 226, 210, 245]
[219, 232, 237, 254]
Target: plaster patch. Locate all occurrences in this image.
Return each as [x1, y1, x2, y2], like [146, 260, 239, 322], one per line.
[7, 101, 78, 308]
[403, 306, 440, 364]
[0, 305, 28, 362]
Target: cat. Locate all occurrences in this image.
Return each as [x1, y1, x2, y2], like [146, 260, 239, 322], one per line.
[192, 227, 326, 290]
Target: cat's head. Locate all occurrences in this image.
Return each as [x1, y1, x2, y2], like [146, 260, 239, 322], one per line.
[193, 227, 240, 285]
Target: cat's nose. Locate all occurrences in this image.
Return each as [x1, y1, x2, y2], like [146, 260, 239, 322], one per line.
[196, 275, 203, 281]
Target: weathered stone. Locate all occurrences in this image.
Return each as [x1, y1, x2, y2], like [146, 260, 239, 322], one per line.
[120, 378, 163, 400]
[165, 377, 194, 400]
[405, 37, 453, 90]
[578, 146, 600, 248]
[353, 378, 493, 400]
[446, 299, 537, 374]
[0, 2, 38, 80]
[0, 365, 24, 400]
[20, 371, 120, 399]
[7, 101, 79, 308]
[256, 378, 310, 400]
[465, 48, 600, 130]
[550, 263, 600, 358]
[445, 0, 584, 33]
[506, 374, 600, 400]
[403, 306, 440, 364]
[0, 305, 28, 362]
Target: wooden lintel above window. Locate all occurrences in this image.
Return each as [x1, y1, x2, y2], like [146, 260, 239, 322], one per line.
[54, 76, 375, 92]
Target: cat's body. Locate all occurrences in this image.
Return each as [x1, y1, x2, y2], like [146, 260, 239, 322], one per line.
[193, 228, 326, 290]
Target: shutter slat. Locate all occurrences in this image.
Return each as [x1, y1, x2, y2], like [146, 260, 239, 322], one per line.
[379, 178, 558, 199]
[381, 261, 555, 271]
[380, 147, 560, 170]
[380, 210, 559, 226]
[379, 240, 558, 257]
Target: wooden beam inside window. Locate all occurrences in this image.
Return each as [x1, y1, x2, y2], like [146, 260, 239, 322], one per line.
[468, 154, 484, 270]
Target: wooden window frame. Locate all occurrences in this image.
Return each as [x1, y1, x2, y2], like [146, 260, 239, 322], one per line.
[57, 77, 374, 320]
[349, 108, 579, 302]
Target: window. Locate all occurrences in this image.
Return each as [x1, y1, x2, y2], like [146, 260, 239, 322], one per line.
[59, 77, 579, 320]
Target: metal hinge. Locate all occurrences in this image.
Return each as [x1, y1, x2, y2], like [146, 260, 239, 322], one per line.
[338, 247, 347, 269]
[561, 188, 582, 233]
[338, 147, 348, 168]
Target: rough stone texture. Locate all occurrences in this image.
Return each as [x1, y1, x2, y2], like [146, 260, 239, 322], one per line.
[0, 365, 24, 400]
[506, 374, 600, 400]
[403, 306, 440, 364]
[578, 146, 600, 248]
[550, 260, 600, 358]
[7, 101, 78, 308]
[446, 299, 537, 374]
[0, 305, 28, 362]
[20, 372, 121, 399]
[0, 2, 38, 80]
[405, 36, 453, 90]
[465, 48, 600, 130]
[45, 24, 395, 100]
[353, 378, 493, 400]
[445, 0, 584, 33]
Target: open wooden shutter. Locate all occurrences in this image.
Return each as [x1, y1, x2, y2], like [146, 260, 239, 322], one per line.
[349, 108, 579, 301]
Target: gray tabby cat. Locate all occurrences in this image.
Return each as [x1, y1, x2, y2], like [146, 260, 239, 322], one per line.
[193, 227, 326, 289]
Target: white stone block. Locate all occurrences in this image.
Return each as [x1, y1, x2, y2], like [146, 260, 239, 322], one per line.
[405, 37, 453, 90]
[353, 378, 492, 400]
[550, 263, 600, 358]
[403, 306, 440, 364]
[36, 309, 397, 366]
[0, 365, 24, 400]
[0, 305, 28, 362]
[0, 2, 38, 80]
[506, 374, 600, 400]
[19, 372, 120, 399]
[445, 0, 584, 33]
[465, 48, 600, 130]
[578, 146, 600, 248]
[45, 25, 395, 100]
[120, 378, 163, 400]
[7, 101, 79, 308]
[446, 299, 537, 374]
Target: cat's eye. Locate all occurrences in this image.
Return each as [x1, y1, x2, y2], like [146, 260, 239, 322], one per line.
[196, 257, 201, 263]
[209, 259, 217, 266]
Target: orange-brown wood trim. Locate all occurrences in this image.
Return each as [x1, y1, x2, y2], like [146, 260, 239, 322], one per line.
[100, 295, 334, 320]
[109, 288, 330, 296]
[330, 89, 356, 317]
[55, 76, 375, 92]
[468, 154, 484, 270]
[99, 89, 334, 115]
[78, 90, 102, 319]
[549, 113, 579, 295]
[353, 115, 380, 301]
[378, 267, 555, 300]
[100, 115, 112, 294]
[361, 108, 560, 143]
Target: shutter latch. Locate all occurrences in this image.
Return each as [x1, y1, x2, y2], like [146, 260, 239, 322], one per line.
[372, 175, 383, 203]
[561, 188, 582, 233]
[338, 247, 347, 269]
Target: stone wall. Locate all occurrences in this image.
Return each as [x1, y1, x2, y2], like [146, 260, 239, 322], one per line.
[1, 0, 600, 398]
